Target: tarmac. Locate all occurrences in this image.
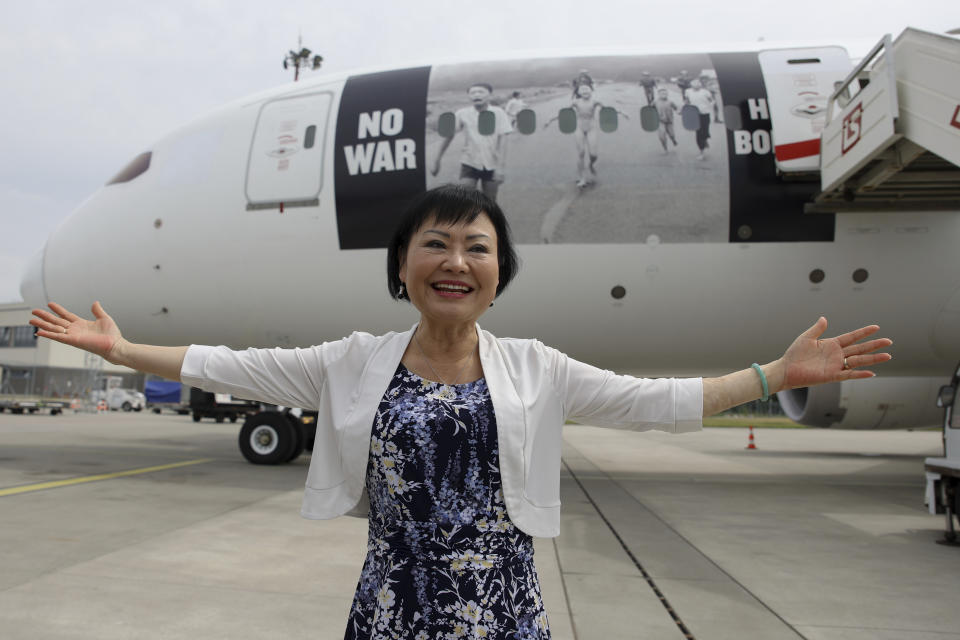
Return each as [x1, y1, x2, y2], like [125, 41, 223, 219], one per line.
[1, 411, 958, 640]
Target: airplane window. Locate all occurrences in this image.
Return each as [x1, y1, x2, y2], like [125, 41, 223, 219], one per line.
[478, 110, 495, 136]
[680, 105, 700, 131]
[610, 285, 626, 300]
[438, 112, 456, 138]
[516, 109, 536, 135]
[639, 106, 659, 132]
[853, 269, 869, 283]
[723, 105, 742, 131]
[599, 107, 618, 133]
[106, 151, 152, 185]
[304, 125, 317, 149]
[809, 269, 825, 284]
[558, 108, 577, 134]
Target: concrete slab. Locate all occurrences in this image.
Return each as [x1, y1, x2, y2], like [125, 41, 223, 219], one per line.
[795, 628, 960, 640]
[58, 491, 369, 598]
[2, 412, 958, 640]
[0, 413, 580, 639]
[562, 424, 960, 639]
[561, 573, 680, 639]
[0, 571, 353, 640]
[562, 440, 802, 639]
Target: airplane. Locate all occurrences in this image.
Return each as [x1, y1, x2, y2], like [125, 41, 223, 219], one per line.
[18, 27, 960, 470]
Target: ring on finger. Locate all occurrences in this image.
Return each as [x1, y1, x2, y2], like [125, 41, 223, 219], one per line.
[843, 357, 850, 369]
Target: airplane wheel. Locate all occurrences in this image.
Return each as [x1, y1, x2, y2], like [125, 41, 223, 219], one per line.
[239, 413, 294, 465]
[122, 402, 132, 412]
[192, 412, 202, 422]
[285, 414, 305, 462]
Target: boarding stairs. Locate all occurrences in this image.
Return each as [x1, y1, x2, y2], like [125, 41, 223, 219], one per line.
[762, 28, 960, 213]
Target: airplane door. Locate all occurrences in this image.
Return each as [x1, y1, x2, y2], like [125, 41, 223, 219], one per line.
[245, 91, 332, 210]
[758, 48, 852, 172]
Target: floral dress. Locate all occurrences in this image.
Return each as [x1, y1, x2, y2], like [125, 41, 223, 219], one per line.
[345, 364, 550, 640]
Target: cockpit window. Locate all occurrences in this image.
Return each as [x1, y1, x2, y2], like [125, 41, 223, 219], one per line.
[106, 151, 152, 185]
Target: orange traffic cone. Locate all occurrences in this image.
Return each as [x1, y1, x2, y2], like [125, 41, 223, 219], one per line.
[746, 425, 757, 450]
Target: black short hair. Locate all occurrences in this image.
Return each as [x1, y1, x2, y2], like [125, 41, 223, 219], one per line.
[387, 185, 520, 301]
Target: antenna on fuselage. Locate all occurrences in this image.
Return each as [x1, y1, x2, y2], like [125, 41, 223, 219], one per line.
[282, 32, 323, 82]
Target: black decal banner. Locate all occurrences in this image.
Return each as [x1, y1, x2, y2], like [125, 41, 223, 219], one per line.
[711, 52, 834, 243]
[335, 67, 430, 249]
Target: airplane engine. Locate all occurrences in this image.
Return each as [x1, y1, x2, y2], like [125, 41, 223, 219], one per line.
[777, 377, 944, 429]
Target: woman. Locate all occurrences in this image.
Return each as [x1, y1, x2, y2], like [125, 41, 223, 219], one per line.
[30, 185, 892, 640]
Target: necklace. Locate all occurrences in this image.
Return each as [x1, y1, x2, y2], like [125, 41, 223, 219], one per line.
[413, 328, 476, 400]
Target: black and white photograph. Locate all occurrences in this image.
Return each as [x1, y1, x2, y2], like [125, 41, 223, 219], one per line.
[425, 55, 730, 244]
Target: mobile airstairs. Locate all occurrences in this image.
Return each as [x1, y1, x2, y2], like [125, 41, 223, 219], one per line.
[760, 27, 960, 542]
[760, 27, 960, 213]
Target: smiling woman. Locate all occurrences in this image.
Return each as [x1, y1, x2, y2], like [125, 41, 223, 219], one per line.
[386, 185, 519, 303]
[29, 183, 892, 640]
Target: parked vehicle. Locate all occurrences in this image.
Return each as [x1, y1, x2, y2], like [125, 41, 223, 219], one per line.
[189, 387, 258, 423]
[92, 388, 146, 412]
[0, 395, 68, 415]
[145, 380, 190, 414]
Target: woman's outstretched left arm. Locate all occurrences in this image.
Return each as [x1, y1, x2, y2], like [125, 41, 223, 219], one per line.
[702, 317, 893, 417]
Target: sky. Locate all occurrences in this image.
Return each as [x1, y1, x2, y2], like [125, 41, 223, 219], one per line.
[1, 0, 956, 303]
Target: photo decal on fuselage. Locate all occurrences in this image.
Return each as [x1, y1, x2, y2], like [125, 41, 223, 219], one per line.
[425, 54, 729, 245]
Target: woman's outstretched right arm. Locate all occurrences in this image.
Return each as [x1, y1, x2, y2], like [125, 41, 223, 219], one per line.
[30, 301, 187, 381]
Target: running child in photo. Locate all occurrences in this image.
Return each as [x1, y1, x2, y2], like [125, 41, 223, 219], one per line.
[544, 82, 629, 188]
[504, 91, 528, 128]
[639, 71, 657, 106]
[654, 87, 679, 153]
[676, 70, 693, 103]
[686, 79, 715, 160]
[431, 82, 513, 200]
[571, 69, 594, 99]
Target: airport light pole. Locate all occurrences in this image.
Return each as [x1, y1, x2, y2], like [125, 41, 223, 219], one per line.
[283, 34, 323, 82]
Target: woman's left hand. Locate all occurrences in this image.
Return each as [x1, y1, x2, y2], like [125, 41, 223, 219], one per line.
[780, 317, 892, 391]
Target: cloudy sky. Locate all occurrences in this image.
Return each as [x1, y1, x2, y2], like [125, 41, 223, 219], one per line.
[1, 1, 956, 303]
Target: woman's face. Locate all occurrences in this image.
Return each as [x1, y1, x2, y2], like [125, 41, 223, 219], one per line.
[399, 213, 500, 328]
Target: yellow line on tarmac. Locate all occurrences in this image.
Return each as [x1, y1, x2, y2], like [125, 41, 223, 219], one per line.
[0, 459, 215, 497]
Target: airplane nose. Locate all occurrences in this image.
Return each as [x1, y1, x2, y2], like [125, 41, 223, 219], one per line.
[19, 245, 48, 307]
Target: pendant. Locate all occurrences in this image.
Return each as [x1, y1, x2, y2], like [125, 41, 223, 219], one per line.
[433, 385, 457, 402]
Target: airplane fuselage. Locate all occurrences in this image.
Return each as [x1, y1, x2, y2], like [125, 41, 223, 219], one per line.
[22, 42, 960, 429]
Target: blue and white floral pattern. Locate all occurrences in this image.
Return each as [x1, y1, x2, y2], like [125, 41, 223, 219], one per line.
[345, 364, 550, 640]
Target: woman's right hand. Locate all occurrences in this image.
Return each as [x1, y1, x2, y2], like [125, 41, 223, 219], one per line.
[30, 301, 124, 362]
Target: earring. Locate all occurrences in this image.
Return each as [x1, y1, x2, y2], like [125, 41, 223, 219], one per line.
[398, 283, 405, 299]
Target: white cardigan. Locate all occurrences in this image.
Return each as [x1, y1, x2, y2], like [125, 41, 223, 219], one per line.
[180, 324, 703, 537]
